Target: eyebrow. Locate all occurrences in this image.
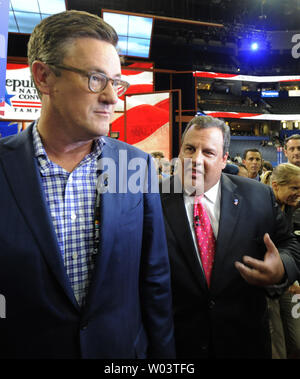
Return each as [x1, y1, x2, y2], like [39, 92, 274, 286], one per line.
[89, 67, 122, 78]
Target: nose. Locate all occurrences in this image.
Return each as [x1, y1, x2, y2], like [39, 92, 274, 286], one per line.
[193, 151, 204, 166]
[98, 80, 119, 105]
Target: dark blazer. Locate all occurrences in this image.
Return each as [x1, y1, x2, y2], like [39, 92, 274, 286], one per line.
[0, 125, 175, 359]
[160, 174, 300, 359]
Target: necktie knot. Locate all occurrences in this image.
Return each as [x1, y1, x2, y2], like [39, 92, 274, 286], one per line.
[194, 194, 204, 204]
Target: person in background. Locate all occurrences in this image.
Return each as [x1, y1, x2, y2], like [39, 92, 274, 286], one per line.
[151, 151, 172, 179]
[260, 161, 273, 182]
[0, 10, 174, 359]
[261, 170, 273, 186]
[151, 151, 165, 176]
[267, 163, 300, 359]
[222, 162, 239, 175]
[242, 148, 262, 180]
[262, 160, 274, 175]
[160, 115, 300, 359]
[283, 134, 300, 259]
[237, 163, 248, 178]
[284, 134, 300, 167]
[160, 158, 172, 178]
[233, 153, 242, 164]
[151, 151, 165, 160]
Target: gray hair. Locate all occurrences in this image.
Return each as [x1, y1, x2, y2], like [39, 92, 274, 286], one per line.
[271, 162, 300, 185]
[181, 115, 230, 155]
[27, 10, 118, 98]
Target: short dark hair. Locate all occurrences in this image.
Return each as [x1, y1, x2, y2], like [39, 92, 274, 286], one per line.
[181, 115, 230, 155]
[237, 163, 247, 170]
[151, 151, 165, 159]
[262, 160, 273, 171]
[284, 134, 300, 148]
[243, 148, 262, 160]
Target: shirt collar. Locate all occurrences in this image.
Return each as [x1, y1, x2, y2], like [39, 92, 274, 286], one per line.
[205, 181, 220, 205]
[183, 179, 220, 205]
[32, 120, 105, 164]
[32, 121, 46, 159]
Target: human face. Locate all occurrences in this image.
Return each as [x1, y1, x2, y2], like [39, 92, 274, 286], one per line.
[272, 177, 300, 207]
[243, 152, 262, 179]
[284, 139, 300, 167]
[48, 38, 120, 142]
[161, 158, 171, 175]
[178, 126, 228, 193]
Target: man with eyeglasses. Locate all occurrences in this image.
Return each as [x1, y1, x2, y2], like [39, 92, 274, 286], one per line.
[0, 10, 175, 359]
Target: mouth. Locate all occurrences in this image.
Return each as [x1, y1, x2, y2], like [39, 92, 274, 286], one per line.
[94, 110, 111, 117]
[288, 196, 299, 204]
[191, 169, 204, 179]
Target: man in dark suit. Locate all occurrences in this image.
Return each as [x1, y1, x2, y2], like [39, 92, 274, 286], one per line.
[0, 10, 174, 358]
[160, 115, 300, 358]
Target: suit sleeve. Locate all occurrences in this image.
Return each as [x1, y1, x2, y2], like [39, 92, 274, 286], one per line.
[139, 154, 175, 358]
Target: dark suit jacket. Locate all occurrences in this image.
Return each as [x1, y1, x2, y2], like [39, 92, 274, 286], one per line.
[160, 174, 300, 359]
[0, 125, 175, 359]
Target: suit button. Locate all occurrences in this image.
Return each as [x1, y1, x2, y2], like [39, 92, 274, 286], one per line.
[209, 300, 215, 309]
[81, 323, 88, 330]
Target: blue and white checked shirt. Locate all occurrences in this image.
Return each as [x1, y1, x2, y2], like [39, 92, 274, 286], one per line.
[32, 123, 104, 307]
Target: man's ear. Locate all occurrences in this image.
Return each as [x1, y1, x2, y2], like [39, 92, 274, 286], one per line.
[31, 61, 53, 96]
[222, 152, 229, 168]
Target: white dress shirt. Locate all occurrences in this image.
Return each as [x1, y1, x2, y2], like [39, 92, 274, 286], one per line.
[184, 181, 221, 267]
[184, 178, 288, 293]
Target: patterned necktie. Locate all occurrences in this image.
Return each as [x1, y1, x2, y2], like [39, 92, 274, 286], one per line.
[193, 195, 216, 287]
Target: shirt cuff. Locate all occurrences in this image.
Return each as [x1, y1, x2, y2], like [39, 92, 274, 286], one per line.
[264, 277, 289, 298]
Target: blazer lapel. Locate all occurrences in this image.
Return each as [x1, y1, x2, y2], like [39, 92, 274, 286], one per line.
[82, 138, 120, 316]
[161, 176, 207, 291]
[0, 126, 79, 310]
[210, 174, 242, 293]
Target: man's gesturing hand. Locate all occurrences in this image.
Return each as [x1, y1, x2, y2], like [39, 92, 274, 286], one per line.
[234, 233, 285, 286]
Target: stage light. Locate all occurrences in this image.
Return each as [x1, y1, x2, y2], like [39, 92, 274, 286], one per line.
[251, 42, 259, 51]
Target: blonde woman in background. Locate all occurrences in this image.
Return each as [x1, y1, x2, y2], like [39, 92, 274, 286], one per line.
[266, 163, 300, 359]
[261, 170, 273, 186]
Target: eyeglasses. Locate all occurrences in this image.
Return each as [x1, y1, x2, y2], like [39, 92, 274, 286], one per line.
[47, 63, 130, 97]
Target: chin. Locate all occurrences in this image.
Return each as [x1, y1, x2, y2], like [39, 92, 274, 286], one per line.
[192, 180, 205, 193]
[92, 123, 110, 138]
